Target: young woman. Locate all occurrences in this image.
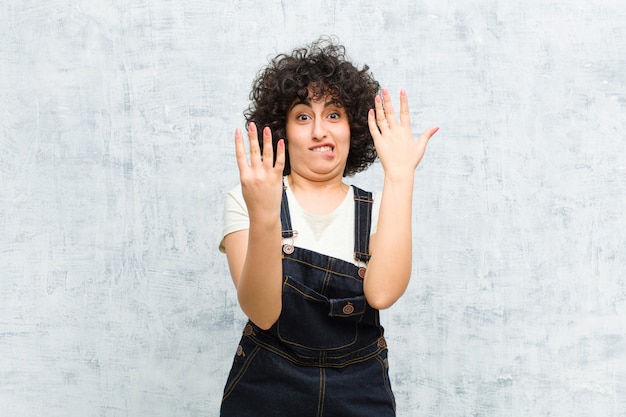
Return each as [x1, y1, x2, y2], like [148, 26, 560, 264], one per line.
[219, 37, 438, 416]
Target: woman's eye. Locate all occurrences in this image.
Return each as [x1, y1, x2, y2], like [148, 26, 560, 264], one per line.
[297, 114, 310, 121]
[328, 112, 340, 119]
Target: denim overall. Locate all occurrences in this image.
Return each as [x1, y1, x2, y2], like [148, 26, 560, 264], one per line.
[220, 186, 395, 417]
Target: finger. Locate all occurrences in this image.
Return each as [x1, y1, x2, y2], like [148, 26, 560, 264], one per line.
[415, 126, 440, 154]
[261, 126, 273, 166]
[381, 88, 398, 128]
[367, 108, 383, 140]
[374, 94, 389, 132]
[274, 138, 286, 171]
[234, 127, 249, 173]
[399, 89, 411, 128]
[248, 122, 261, 166]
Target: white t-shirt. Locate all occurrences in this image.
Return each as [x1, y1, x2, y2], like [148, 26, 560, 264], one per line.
[219, 180, 381, 266]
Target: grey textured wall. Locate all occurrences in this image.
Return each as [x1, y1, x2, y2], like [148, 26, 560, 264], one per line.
[1, 1, 625, 416]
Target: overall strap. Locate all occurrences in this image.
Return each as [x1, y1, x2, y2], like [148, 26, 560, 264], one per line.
[280, 187, 295, 238]
[352, 186, 373, 264]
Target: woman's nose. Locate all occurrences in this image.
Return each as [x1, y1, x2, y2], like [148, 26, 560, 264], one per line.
[312, 119, 327, 140]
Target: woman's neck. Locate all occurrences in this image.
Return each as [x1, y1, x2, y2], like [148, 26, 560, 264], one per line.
[286, 174, 349, 216]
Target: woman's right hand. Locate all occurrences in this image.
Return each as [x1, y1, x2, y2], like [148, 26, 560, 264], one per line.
[235, 123, 285, 221]
[227, 123, 286, 329]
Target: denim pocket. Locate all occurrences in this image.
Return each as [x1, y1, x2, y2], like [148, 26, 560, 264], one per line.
[328, 295, 367, 318]
[277, 276, 364, 350]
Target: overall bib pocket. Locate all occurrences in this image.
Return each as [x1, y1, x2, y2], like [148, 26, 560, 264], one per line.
[277, 276, 366, 350]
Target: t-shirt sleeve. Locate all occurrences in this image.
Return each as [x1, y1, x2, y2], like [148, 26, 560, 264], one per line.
[218, 185, 249, 253]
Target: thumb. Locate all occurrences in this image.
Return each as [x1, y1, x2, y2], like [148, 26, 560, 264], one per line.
[416, 127, 439, 153]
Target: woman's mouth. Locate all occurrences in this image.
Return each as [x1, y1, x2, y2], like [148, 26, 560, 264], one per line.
[312, 145, 334, 153]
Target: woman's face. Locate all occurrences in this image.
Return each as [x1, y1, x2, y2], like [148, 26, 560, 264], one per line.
[285, 94, 351, 182]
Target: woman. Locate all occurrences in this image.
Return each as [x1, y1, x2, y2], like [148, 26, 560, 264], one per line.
[219, 37, 438, 416]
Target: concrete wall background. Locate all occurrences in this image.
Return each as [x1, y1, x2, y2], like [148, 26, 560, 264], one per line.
[1, 1, 625, 416]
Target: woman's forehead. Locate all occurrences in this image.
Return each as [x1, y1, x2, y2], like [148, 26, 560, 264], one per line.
[291, 86, 343, 107]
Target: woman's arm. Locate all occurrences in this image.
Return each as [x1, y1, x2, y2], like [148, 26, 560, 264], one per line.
[223, 123, 285, 329]
[364, 89, 438, 309]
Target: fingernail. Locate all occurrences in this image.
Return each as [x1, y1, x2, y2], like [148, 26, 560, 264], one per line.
[382, 88, 388, 96]
[375, 95, 381, 103]
[264, 126, 271, 135]
[401, 89, 407, 96]
[235, 127, 241, 135]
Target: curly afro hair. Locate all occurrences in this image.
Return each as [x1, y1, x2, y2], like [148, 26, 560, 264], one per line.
[244, 37, 380, 177]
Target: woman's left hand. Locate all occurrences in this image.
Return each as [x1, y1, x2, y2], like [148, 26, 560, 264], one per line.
[368, 88, 438, 179]
[363, 89, 438, 309]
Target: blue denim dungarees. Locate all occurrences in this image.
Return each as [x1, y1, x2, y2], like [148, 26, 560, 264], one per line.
[220, 186, 395, 417]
